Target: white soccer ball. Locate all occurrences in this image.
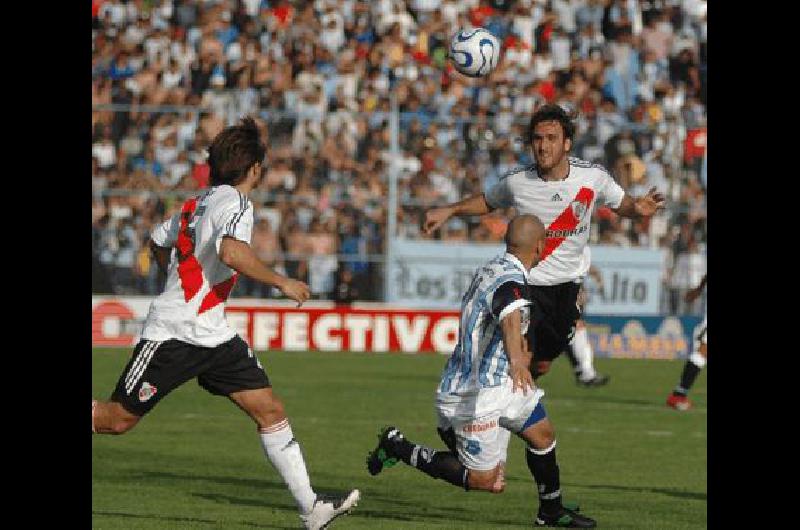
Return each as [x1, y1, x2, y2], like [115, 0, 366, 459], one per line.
[449, 28, 501, 78]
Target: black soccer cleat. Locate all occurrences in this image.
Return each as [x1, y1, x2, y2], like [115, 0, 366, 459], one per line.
[535, 505, 596, 528]
[576, 373, 610, 387]
[366, 426, 402, 476]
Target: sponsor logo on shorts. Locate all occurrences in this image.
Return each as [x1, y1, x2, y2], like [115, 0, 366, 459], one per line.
[465, 439, 482, 455]
[138, 382, 158, 402]
[462, 419, 498, 434]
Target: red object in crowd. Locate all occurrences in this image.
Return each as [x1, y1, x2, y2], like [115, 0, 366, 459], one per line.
[192, 162, 210, 189]
[469, 5, 495, 27]
[356, 43, 369, 59]
[412, 50, 431, 65]
[540, 23, 554, 48]
[538, 81, 556, 102]
[271, 4, 294, 28]
[92, 0, 102, 18]
[684, 127, 707, 164]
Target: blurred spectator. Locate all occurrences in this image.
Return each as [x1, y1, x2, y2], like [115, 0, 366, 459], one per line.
[91, 0, 706, 314]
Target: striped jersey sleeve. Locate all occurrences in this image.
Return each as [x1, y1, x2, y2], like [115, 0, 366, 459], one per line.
[594, 166, 625, 208]
[214, 191, 253, 248]
[150, 213, 180, 247]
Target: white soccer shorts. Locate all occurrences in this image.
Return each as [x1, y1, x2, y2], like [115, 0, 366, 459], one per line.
[435, 378, 545, 471]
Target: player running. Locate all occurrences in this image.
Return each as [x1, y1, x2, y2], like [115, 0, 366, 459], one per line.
[666, 274, 707, 410]
[423, 104, 665, 382]
[91, 117, 359, 530]
[367, 214, 597, 528]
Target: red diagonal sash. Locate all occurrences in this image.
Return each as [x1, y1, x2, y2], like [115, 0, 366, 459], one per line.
[540, 187, 595, 261]
[198, 274, 239, 315]
[176, 198, 204, 302]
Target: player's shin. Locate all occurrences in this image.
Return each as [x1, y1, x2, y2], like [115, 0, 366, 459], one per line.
[391, 435, 469, 490]
[258, 419, 317, 514]
[571, 327, 596, 380]
[526, 440, 563, 513]
[673, 352, 705, 396]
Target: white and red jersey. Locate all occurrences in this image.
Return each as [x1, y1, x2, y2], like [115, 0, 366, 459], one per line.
[485, 157, 625, 286]
[141, 185, 253, 347]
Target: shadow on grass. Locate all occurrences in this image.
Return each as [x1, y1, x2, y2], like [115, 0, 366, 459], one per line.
[91, 510, 289, 528]
[563, 482, 707, 501]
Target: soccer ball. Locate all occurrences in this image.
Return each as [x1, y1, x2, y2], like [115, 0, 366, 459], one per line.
[448, 28, 501, 78]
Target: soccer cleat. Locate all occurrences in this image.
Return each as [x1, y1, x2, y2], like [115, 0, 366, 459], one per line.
[366, 426, 402, 476]
[535, 505, 596, 528]
[300, 489, 360, 530]
[576, 373, 610, 387]
[666, 393, 692, 411]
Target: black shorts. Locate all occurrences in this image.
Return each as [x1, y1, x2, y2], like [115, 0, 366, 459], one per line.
[110, 335, 270, 416]
[526, 281, 582, 362]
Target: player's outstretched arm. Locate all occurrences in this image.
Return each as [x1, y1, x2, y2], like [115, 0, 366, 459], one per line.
[501, 309, 534, 395]
[422, 193, 493, 235]
[149, 240, 172, 274]
[219, 236, 310, 305]
[612, 187, 666, 219]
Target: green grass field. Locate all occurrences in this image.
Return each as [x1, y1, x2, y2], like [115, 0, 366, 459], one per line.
[92, 349, 706, 529]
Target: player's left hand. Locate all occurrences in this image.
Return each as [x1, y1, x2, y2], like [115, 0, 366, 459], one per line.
[510, 361, 534, 395]
[634, 187, 666, 217]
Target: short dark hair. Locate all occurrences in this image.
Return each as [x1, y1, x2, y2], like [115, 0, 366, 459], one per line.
[208, 116, 266, 186]
[527, 104, 576, 144]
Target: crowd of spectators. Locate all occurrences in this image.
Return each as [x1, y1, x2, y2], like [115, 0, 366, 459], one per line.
[92, 0, 707, 314]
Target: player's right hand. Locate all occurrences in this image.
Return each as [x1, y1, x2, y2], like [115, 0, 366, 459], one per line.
[280, 278, 311, 306]
[510, 361, 534, 395]
[422, 207, 453, 235]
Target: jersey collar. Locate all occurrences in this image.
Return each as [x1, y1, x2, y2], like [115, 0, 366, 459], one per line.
[503, 252, 528, 276]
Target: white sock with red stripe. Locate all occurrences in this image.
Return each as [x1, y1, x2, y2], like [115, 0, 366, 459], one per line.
[571, 327, 596, 380]
[259, 419, 316, 514]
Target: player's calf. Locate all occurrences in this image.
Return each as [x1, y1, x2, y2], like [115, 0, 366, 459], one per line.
[92, 400, 141, 435]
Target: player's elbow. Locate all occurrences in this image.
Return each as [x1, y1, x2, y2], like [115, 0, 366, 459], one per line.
[219, 240, 240, 268]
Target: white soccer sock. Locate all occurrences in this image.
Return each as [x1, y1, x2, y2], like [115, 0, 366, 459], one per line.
[92, 400, 97, 434]
[571, 328, 596, 380]
[259, 419, 316, 514]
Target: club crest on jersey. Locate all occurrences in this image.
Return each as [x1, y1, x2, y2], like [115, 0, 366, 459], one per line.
[139, 382, 158, 402]
[570, 200, 588, 221]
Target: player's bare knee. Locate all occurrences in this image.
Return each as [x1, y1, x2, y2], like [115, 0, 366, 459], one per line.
[467, 466, 503, 492]
[109, 412, 140, 435]
[254, 395, 286, 429]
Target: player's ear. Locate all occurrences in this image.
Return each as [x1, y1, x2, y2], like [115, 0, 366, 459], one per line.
[564, 137, 572, 152]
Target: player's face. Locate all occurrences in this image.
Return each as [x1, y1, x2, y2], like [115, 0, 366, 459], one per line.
[531, 121, 571, 171]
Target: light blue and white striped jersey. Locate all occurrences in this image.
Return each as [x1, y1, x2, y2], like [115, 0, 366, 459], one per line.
[438, 252, 531, 394]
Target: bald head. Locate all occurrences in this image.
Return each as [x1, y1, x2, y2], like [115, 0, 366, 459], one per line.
[505, 214, 545, 252]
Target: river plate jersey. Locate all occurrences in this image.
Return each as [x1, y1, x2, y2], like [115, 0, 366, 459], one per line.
[485, 157, 625, 286]
[141, 185, 253, 347]
[438, 253, 534, 394]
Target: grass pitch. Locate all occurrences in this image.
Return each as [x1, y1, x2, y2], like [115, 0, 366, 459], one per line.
[92, 349, 706, 529]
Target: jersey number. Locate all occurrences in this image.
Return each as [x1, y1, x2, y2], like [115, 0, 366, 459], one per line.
[176, 197, 238, 315]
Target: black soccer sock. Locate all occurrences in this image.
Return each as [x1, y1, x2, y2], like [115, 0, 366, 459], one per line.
[526, 441, 562, 513]
[389, 435, 469, 490]
[673, 359, 702, 396]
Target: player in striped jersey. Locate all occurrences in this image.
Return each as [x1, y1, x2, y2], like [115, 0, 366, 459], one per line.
[91, 118, 359, 530]
[423, 104, 665, 382]
[666, 274, 707, 410]
[367, 215, 597, 528]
